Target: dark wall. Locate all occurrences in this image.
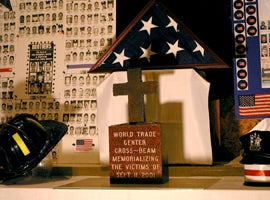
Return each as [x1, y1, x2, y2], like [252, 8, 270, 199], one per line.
[116, 0, 234, 99]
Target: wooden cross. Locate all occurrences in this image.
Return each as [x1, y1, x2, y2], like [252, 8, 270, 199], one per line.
[113, 68, 157, 123]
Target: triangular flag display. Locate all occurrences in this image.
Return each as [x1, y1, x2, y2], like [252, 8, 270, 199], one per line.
[0, 0, 12, 10]
[89, 0, 229, 72]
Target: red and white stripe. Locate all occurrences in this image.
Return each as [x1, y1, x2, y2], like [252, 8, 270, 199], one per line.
[244, 164, 270, 182]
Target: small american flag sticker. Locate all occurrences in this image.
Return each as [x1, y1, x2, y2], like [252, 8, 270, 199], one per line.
[238, 94, 270, 117]
[75, 139, 93, 151]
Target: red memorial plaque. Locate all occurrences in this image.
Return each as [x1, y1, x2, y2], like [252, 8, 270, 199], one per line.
[109, 122, 168, 184]
[109, 68, 168, 184]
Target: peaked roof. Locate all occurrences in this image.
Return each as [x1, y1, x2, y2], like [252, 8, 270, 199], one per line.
[89, 0, 229, 72]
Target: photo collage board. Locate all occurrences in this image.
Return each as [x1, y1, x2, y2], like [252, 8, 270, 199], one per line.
[232, 0, 270, 119]
[258, 0, 270, 87]
[0, 0, 116, 164]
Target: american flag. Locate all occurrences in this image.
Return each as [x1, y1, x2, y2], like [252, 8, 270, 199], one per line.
[238, 94, 270, 117]
[76, 139, 93, 151]
[89, 0, 227, 72]
[0, 0, 12, 10]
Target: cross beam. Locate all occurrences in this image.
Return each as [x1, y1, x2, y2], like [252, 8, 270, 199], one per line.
[113, 68, 157, 123]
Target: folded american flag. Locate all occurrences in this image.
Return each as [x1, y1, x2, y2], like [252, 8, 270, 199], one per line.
[89, 0, 228, 72]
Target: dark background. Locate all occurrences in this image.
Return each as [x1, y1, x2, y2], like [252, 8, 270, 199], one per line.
[116, 0, 234, 99]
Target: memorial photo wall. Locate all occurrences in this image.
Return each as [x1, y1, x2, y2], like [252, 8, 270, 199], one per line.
[0, 0, 116, 164]
[232, 0, 270, 119]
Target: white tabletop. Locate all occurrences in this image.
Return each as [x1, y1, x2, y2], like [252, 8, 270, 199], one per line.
[1, 163, 270, 200]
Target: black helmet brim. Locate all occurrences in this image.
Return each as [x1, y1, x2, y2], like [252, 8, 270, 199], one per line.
[0, 114, 67, 183]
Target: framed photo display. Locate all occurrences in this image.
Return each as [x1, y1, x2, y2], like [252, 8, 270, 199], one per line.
[0, 0, 116, 164]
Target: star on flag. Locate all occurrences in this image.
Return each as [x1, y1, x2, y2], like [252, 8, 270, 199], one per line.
[166, 16, 178, 31]
[166, 40, 184, 58]
[139, 16, 158, 35]
[140, 45, 157, 62]
[193, 41, 205, 57]
[113, 49, 130, 67]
